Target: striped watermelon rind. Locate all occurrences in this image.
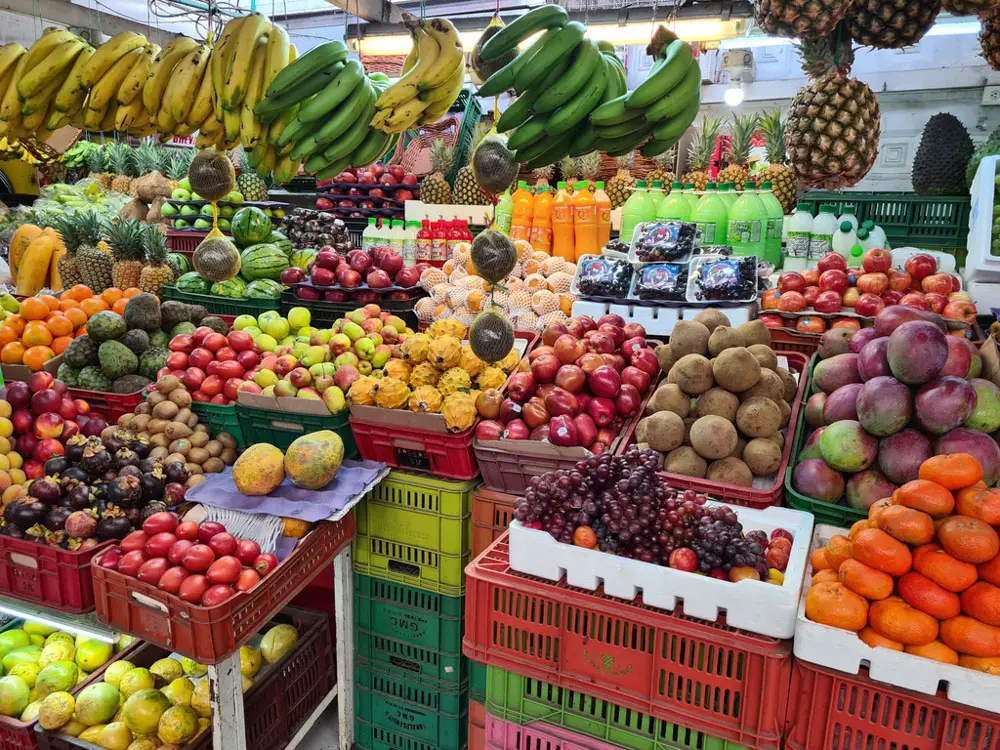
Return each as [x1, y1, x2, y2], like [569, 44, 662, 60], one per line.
[169, 253, 191, 275]
[268, 230, 293, 257]
[290, 249, 317, 270]
[244, 279, 283, 299]
[212, 277, 248, 298]
[240, 243, 288, 281]
[231, 206, 273, 246]
[176, 272, 211, 294]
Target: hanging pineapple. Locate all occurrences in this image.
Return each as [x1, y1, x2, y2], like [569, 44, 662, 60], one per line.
[752, 0, 855, 40]
[423, 139, 453, 204]
[981, 4, 1000, 70]
[843, 0, 942, 49]
[755, 110, 798, 213]
[452, 122, 490, 205]
[682, 118, 722, 191]
[576, 151, 602, 190]
[606, 154, 635, 209]
[717, 113, 758, 192]
[645, 149, 675, 188]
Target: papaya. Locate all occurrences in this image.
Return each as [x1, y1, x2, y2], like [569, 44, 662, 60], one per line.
[15, 233, 55, 296]
[284, 431, 344, 490]
[232, 444, 285, 495]
[8, 224, 41, 283]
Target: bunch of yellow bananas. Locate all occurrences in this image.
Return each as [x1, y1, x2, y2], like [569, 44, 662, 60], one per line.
[140, 36, 214, 141]
[372, 17, 466, 134]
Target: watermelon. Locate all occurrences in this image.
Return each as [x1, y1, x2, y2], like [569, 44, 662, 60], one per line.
[290, 249, 317, 270]
[240, 243, 288, 280]
[176, 272, 211, 294]
[231, 207, 273, 246]
[212, 277, 247, 298]
[169, 253, 190, 274]
[268, 230, 293, 257]
[244, 279, 283, 299]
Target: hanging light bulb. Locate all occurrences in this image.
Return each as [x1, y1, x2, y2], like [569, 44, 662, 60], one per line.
[724, 78, 744, 107]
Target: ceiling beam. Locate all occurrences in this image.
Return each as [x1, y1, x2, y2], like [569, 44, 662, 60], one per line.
[323, 0, 403, 25]
[0, 0, 182, 44]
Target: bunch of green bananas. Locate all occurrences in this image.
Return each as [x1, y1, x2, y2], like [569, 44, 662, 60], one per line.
[253, 41, 397, 181]
[589, 30, 702, 158]
[62, 140, 101, 168]
[476, 6, 627, 168]
[372, 16, 466, 134]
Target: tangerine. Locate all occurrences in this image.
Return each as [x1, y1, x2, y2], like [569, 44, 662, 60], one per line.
[958, 655, 1000, 675]
[912, 544, 978, 593]
[892, 480, 955, 517]
[940, 616, 1000, 657]
[21, 324, 52, 348]
[22, 346, 54, 371]
[44, 315, 72, 338]
[66, 284, 92, 301]
[868, 497, 894, 524]
[826, 535, 853, 569]
[19, 298, 48, 321]
[50, 336, 72, 355]
[897, 571, 961, 619]
[812, 569, 840, 585]
[919, 453, 983, 490]
[112, 298, 127, 315]
[839, 558, 894, 601]
[3, 316, 25, 336]
[877, 505, 936, 545]
[64, 307, 87, 330]
[38, 294, 58, 312]
[0, 327, 17, 348]
[852, 528, 913, 577]
[849, 519, 873, 538]
[0, 342, 24, 364]
[955, 485, 1000, 526]
[960, 581, 1000, 627]
[980, 556, 1000, 587]
[869, 596, 939, 646]
[805, 582, 869, 632]
[810, 547, 834, 571]
[100, 288, 123, 306]
[80, 298, 109, 317]
[905, 641, 959, 665]
[858, 625, 903, 651]
[938, 516, 1000, 564]
[57, 298, 80, 313]
[122, 287, 141, 298]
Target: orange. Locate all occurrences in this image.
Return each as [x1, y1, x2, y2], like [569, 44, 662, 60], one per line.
[959, 655, 1000, 674]
[67, 284, 93, 301]
[123, 287, 141, 298]
[64, 307, 87, 330]
[38, 294, 59, 312]
[919, 454, 983, 490]
[955, 485, 1000, 526]
[980, 556, 1000, 587]
[913, 544, 978, 593]
[826, 535, 853, 569]
[18, 298, 47, 321]
[0, 327, 17, 348]
[897, 571, 961, 620]
[877, 505, 935, 546]
[852, 528, 913, 577]
[112, 298, 127, 315]
[805, 582, 869, 632]
[849, 519, 873, 538]
[839, 558, 894, 601]
[21, 323, 52, 348]
[100, 288, 123, 306]
[868, 497, 894, 524]
[869, 596, 939, 647]
[940, 616, 1000, 658]
[810, 547, 833, 571]
[50, 336, 72, 355]
[906, 641, 959, 665]
[58, 298, 80, 313]
[0, 342, 24, 364]
[858, 626, 903, 651]
[22, 346, 54, 371]
[960, 581, 1000, 627]
[891, 480, 955, 517]
[80, 298, 109, 317]
[812, 569, 840, 585]
[938, 516, 1000, 564]
[44, 314, 73, 338]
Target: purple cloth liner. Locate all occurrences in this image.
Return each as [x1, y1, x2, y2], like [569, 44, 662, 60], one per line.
[185, 459, 388, 522]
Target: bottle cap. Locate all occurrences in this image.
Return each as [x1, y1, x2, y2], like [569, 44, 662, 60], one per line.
[840, 221, 854, 232]
[636, 180, 647, 188]
[857, 226, 870, 240]
[574, 181, 588, 190]
[762, 182, 772, 189]
[863, 220, 875, 230]
[652, 181, 663, 188]
[706, 182, 717, 189]
[539, 185, 550, 192]
[671, 181, 682, 189]
[796, 201, 810, 211]
[850, 244, 864, 257]
[368, 217, 376, 225]
[596, 181, 605, 188]
[557, 181, 567, 189]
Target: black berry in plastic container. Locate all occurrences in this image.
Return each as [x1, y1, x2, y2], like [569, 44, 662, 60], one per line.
[633, 221, 697, 262]
[634, 263, 688, 301]
[691, 256, 757, 301]
[575, 256, 633, 299]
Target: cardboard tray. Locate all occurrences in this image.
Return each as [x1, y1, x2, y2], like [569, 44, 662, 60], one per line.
[1, 354, 62, 383]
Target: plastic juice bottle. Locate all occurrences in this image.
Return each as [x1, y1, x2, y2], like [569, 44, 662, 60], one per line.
[720, 183, 738, 209]
[810, 204, 837, 263]
[446, 219, 464, 256]
[831, 219, 859, 260]
[403, 221, 419, 266]
[657, 181, 690, 221]
[758, 182, 784, 267]
[594, 181, 612, 248]
[494, 188, 513, 234]
[863, 220, 889, 250]
[784, 201, 813, 271]
[510, 181, 534, 241]
[530, 185, 553, 253]
[649, 181, 666, 208]
[838, 207, 859, 231]
[693, 182, 728, 245]
[387, 220, 405, 257]
[461, 219, 473, 242]
[361, 217, 378, 254]
[552, 181, 574, 261]
[572, 181, 598, 260]
[727, 187, 767, 260]
[683, 183, 700, 214]
[431, 219, 449, 264]
[620, 180, 653, 247]
[416, 219, 432, 262]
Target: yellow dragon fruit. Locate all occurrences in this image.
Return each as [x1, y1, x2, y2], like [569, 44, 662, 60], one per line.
[429, 335, 462, 370]
[442, 392, 477, 432]
[348, 377, 378, 405]
[428, 319, 466, 339]
[498, 348, 521, 373]
[477, 366, 506, 390]
[408, 386, 444, 413]
[460, 344, 485, 378]
[375, 377, 410, 409]
[401, 333, 431, 364]
[409, 362, 441, 388]
[438, 367, 471, 397]
[383, 359, 412, 384]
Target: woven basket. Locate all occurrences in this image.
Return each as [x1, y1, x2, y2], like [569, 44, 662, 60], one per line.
[361, 54, 407, 76]
[391, 116, 462, 176]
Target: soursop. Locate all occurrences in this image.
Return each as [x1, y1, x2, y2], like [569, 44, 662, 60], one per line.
[98, 340, 139, 379]
[912, 113, 974, 195]
[87, 312, 127, 343]
[112, 374, 151, 394]
[138, 347, 168, 380]
[64, 336, 98, 368]
[56, 363, 80, 387]
[149, 330, 170, 348]
[119, 330, 150, 356]
[123, 292, 162, 332]
[77, 366, 112, 391]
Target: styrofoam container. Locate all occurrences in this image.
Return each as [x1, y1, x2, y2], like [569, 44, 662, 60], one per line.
[795, 523, 1000, 713]
[570, 300, 680, 335]
[508, 502, 814, 639]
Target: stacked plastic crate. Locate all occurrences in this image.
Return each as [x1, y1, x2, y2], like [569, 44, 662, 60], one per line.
[352, 470, 479, 750]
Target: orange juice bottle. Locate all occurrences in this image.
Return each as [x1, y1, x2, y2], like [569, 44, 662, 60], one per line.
[594, 181, 611, 248]
[510, 181, 534, 242]
[552, 181, 574, 261]
[571, 181, 597, 260]
[529, 186, 553, 253]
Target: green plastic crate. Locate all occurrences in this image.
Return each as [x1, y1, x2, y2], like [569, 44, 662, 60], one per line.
[160, 285, 281, 317]
[355, 665, 468, 750]
[795, 191, 970, 253]
[354, 470, 476, 556]
[191, 401, 246, 448]
[352, 535, 469, 598]
[783, 353, 867, 527]
[235, 402, 358, 456]
[485, 666, 750, 750]
[470, 660, 486, 704]
[354, 573, 465, 690]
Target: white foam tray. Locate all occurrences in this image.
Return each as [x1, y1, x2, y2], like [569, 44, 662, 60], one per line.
[508, 502, 814, 639]
[795, 523, 1000, 713]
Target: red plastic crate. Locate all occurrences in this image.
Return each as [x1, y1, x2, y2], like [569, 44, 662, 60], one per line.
[617, 350, 809, 509]
[785, 659, 1000, 750]
[463, 535, 792, 750]
[470, 701, 486, 750]
[350, 418, 479, 480]
[91, 514, 354, 664]
[472, 487, 516, 557]
[165, 230, 207, 254]
[766, 327, 822, 357]
[68, 387, 144, 424]
[0, 536, 114, 613]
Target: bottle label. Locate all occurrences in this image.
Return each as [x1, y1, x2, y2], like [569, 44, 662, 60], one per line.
[766, 217, 783, 241]
[552, 205, 571, 224]
[529, 225, 552, 248]
[416, 237, 432, 261]
[574, 205, 596, 224]
[728, 219, 762, 245]
[510, 224, 531, 241]
[403, 241, 416, 265]
[696, 222, 717, 244]
[431, 237, 448, 262]
[809, 234, 832, 260]
[599, 208, 611, 225]
[787, 231, 810, 258]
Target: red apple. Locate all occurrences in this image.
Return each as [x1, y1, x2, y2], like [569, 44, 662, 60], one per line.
[777, 271, 806, 294]
[854, 293, 885, 317]
[28, 371, 54, 393]
[842, 288, 860, 308]
[856, 272, 888, 296]
[862, 247, 892, 274]
[802, 268, 820, 286]
[905, 253, 937, 280]
[887, 268, 911, 292]
[943, 300, 977, 323]
[900, 292, 929, 310]
[921, 273, 953, 295]
[776, 291, 807, 312]
[923, 292, 948, 314]
[813, 290, 843, 313]
[818, 269, 849, 295]
[881, 290, 903, 306]
[803, 286, 821, 306]
[816, 252, 848, 274]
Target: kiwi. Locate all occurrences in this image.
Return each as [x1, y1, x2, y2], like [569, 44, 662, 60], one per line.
[189, 431, 209, 448]
[186, 474, 207, 488]
[706, 457, 753, 487]
[150, 433, 169, 448]
[646, 383, 690, 417]
[669, 320, 710, 358]
[738, 319, 771, 347]
[692, 308, 731, 332]
[221, 447, 237, 464]
[747, 344, 778, 371]
[147, 391, 165, 406]
[157, 375, 181, 393]
[663, 446, 707, 478]
[166, 452, 187, 464]
[730, 437, 747, 459]
[689, 415, 738, 459]
[667, 354, 714, 395]
[152, 401, 179, 420]
[707, 326, 745, 356]
[766, 432, 785, 449]
[205, 440, 223, 458]
[187, 446, 210, 465]
[635, 411, 685, 452]
[169, 439, 192, 456]
[203, 457, 225, 474]
[168, 389, 192, 408]
[743, 438, 782, 475]
[165, 422, 193, 440]
[135, 403, 151, 415]
[217, 433, 236, 449]
[736, 397, 782, 438]
[185, 462, 203, 476]
[695, 388, 739, 422]
[712, 348, 761, 393]
[779, 398, 791, 427]
[149, 446, 170, 460]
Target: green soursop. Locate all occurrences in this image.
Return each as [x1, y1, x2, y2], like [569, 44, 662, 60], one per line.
[77, 366, 112, 391]
[64, 336, 98, 368]
[119, 330, 150, 356]
[200, 316, 228, 334]
[56, 363, 80, 387]
[912, 113, 974, 195]
[159, 300, 192, 332]
[87, 312, 127, 343]
[171, 322, 196, 337]
[138, 347, 168, 380]
[98, 340, 139, 379]
[123, 292, 162, 332]
[112, 374, 151, 394]
[148, 330, 170, 348]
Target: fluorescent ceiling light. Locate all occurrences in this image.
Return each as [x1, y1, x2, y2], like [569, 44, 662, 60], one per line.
[719, 36, 793, 49]
[0, 598, 117, 643]
[925, 20, 980, 35]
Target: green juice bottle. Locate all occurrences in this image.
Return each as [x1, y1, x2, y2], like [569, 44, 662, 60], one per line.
[758, 182, 785, 267]
[727, 186, 767, 259]
[683, 183, 699, 214]
[693, 182, 728, 245]
[657, 181, 690, 220]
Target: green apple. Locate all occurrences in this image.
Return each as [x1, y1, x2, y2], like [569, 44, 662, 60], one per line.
[328, 333, 351, 355]
[203, 203, 217, 217]
[179, 177, 191, 191]
[174, 219, 189, 228]
[310, 329, 333, 345]
[194, 219, 211, 229]
[261, 385, 275, 397]
[287, 307, 311, 330]
[347, 309, 367, 326]
[255, 369, 279, 388]
[171, 188, 191, 201]
[354, 337, 375, 361]
[335, 352, 359, 369]
[280, 335, 296, 348]
[301, 345, 327, 367]
[220, 205, 235, 218]
[292, 342, 309, 359]
[296, 326, 317, 340]
[219, 219, 231, 231]
[274, 209, 285, 219]
[274, 380, 298, 397]
[180, 205, 197, 217]
[258, 310, 281, 326]
[309, 362, 336, 378]
[190, 192, 202, 200]
[343, 321, 364, 342]
[244, 326, 263, 339]
[323, 386, 346, 414]
[161, 203, 178, 217]
[358, 360, 373, 375]
[384, 315, 406, 334]
[371, 344, 392, 369]
[257, 333, 278, 352]
[366, 332, 383, 347]
[229, 190, 244, 203]
[233, 315, 257, 331]
[0, 294, 18, 314]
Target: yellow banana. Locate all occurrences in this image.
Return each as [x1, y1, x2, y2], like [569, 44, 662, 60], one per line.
[418, 18, 463, 92]
[117, 44, 156, 105]
[157, 106, 176, 133]
[223, 105, 240, 142]
[266, 103, 297, 146]
[262, 24, 289, 89]
[88, 46, 143, 112]
[376, 26, 439, 111]
[199, 109, 222, 136]
[23, 29, 78, 73]
[131, 104, 150, 131]
[21, 73, 63, 117]
[99, 104, 117, 132]
[0, 45, 26, 84]
[240, 37, 268, 149]
[401, 40, 419, 76]
[210, 16, 245, 118]
[196, 129, 220, 148]
[114, 95, 145, 131]
[384, 97, 428, 133]
[83, 100, 107, 130]
[0, 70, 14, 105]
[18, 37, 85, 98]
[45, 104, 69, 131]
[223, 12, 271, 110]
[52, 45, 94, 113]
[142, 36, 199, 113]
[187, 52, 216, 127]
[273, 154, 301, 185]
[173, 122, 195, 137]
[421, 55, 465, 106]
[165, 44, 210, 124]
[258, 144, 276, 175]
[81, 31, 146, 87]
[289, 43, 298, 63]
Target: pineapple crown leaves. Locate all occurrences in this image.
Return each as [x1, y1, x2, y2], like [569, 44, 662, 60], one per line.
[577, 151, 602, 180]
[142, 224, 169, 263]
[614, 153, 635, 169]
[134, 141, 161, 175]
[48, 214, 77, 253]
[558, 154, 578, 176]
[759, 110, 788, 165]
[688, 117, 722, 170]
[429, 138, 454, 174]
[797, 28, 855, 79]
[85, 146, 105, 173]
[169, 149, 195, 181]
[725, 113, 758, 166]
[102, 217, 146, 262]
[73, 209, 106, 249]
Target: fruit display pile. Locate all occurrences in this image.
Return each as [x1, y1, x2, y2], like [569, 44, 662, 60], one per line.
[635, 312, 798, 487]
[316, 163, 420, 220]
[794, 306, 998, 512]
[807, 453, 1000, 671]
[162, 173, 286, 233]
[285, 239, 422, 301]
[761, 250, 977, 335]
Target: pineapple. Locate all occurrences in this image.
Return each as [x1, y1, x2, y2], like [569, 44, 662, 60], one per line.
[134, 141, 161, 178]
[557, 155, 578, 188]
[606, 154, 635, 209]
[168, 149, 195, 187]
[50, 215, 83, 288]
[138, 224, 175, 295]
[453, 121, 490, 205]
[755, 110, 798, 213]
[236, 148, 268, 201]
[717, 113, 758, 192]
[797, 33, 854, 78]
[105, 217, 146, 290]
[946, 0, 994, 13]
[87, 147, 110, 189]
[74, 210, 114, 292]
[576, 151, 602, 190]
[844, 0, 941, 49]
[107, 142, 136, 195]
[645, 149, 675, 189]
[682, 117, 722, 191]
[786, 32, 881, 190]
[752, 0, 855, 41]
[982, 4, 1000, 70]
[531, 164, 553, 190]
[422, 139, 453, 204]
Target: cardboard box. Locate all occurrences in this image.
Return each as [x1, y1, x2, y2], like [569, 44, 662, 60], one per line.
[236, 390, 339, 416]
[2, 353, 63, 384]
